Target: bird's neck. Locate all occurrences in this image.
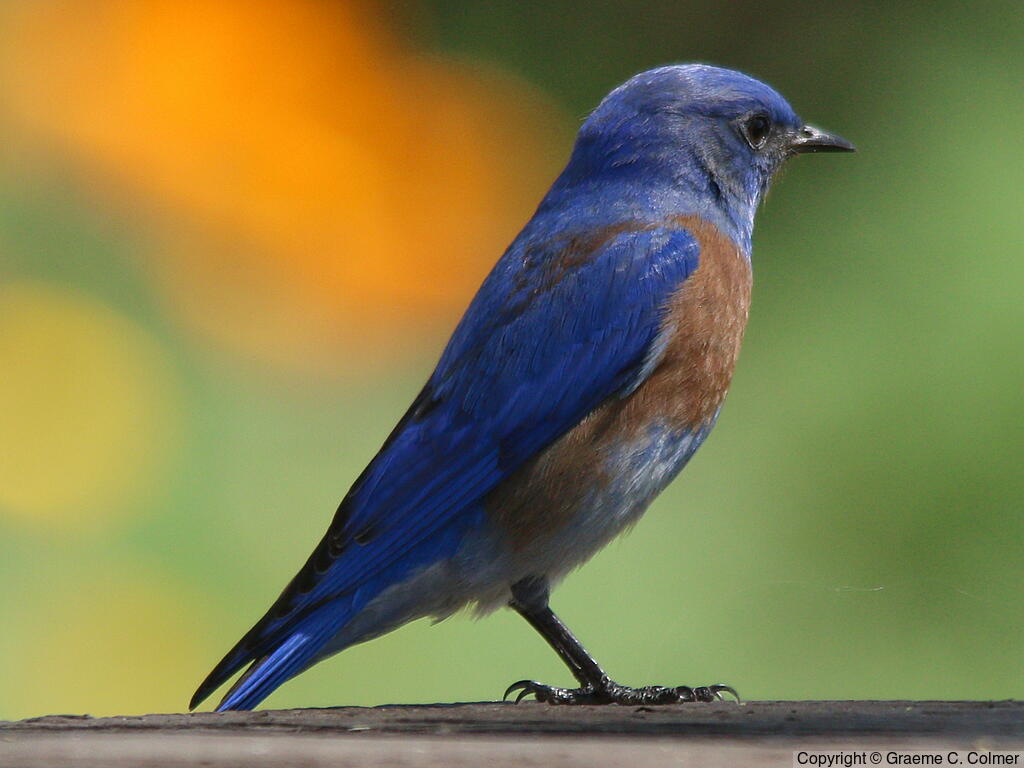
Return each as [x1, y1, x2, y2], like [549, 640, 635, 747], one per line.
[541, 171, 755, 256]
[544, 133, 758, 255]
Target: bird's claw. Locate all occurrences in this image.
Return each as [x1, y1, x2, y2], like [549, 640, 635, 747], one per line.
[504, 679, 599, 704]
[503, 678, 740, 705]
[503, 679, 538, 703]
[706, 683, 741, 702]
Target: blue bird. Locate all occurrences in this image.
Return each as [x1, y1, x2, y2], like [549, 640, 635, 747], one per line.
[191, 64, 853, 711]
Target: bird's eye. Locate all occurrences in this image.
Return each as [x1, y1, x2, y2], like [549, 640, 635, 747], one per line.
[741, 114, 772, 150]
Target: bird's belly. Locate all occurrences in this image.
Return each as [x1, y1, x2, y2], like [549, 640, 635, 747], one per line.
[545, 420, 713, 568]
[467, 411, 717, 605]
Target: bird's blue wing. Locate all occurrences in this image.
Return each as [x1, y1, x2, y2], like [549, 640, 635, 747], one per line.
[193, 224, 701, 710]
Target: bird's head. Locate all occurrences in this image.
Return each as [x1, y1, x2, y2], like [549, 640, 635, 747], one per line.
[556, 64, 854, 243]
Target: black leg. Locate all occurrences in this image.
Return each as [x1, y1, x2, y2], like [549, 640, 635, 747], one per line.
[507, 577, 606, 687]
[504, 577, 738, 705]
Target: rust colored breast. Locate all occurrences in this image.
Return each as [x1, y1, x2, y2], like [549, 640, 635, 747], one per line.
[488, 215, 752, 551]
[641, 214, 753, 431]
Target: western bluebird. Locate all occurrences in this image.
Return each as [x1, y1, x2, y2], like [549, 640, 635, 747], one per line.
[191, 64, 853, 711]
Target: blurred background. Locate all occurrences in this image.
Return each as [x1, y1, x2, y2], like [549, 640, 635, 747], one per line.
[0, 0, 1020, 719]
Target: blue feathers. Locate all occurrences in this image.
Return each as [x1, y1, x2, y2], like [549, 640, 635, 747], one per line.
[195, 224, 701, 711]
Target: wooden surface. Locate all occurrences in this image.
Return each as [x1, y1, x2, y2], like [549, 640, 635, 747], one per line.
[2, 701, 1022, 767]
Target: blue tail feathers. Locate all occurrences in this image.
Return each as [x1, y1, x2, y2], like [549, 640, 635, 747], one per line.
[194, 509, 476, 711]
[214, 603, 355, 711]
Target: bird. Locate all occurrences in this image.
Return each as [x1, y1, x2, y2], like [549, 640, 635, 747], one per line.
[191, 63, 854, 711]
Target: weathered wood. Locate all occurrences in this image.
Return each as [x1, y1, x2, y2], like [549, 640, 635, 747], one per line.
[2, 701, 1021, 767]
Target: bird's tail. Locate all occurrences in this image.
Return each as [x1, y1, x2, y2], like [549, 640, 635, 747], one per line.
[196, 523, 468, 711]
[214, 605, 353, 711]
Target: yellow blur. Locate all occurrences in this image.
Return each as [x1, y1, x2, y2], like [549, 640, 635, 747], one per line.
[0, 281, 181, 525]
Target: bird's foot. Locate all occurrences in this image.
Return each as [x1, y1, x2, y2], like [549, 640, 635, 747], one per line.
[503, 676, 739, 705]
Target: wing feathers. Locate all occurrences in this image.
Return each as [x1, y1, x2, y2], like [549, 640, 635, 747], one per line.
[192, 224, 701, 710]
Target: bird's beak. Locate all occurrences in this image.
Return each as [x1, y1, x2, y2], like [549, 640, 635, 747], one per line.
[788, 124, 856, 154]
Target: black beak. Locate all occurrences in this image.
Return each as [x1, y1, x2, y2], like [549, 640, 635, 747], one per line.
[788, 124, 856, 154]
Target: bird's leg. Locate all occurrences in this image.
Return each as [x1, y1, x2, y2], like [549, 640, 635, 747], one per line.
[504, 577, 738, 705]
